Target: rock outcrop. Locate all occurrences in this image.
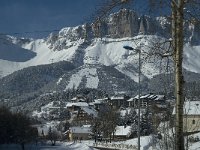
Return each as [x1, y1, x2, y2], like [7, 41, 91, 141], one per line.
[46, 8, 200, 51]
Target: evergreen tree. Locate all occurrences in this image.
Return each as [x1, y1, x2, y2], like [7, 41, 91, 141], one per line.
[0, 106, 38, 150]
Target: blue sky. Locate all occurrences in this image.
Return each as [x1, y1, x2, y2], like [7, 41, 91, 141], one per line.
[0, 0, 102, 38]
[0, 0, 170, 38]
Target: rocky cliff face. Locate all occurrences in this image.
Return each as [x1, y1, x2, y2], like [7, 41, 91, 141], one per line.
[93, 9, 162, 38]
[107, 9, 139, 38]
[45, 8, 200, 51]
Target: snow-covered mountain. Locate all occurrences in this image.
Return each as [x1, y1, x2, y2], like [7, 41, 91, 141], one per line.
[1, 8, 200, 113]
[1, 9, 200, 86]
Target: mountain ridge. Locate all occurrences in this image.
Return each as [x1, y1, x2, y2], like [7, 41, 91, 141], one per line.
[1, 8, 200, 112]
[1, 9, 200, 78]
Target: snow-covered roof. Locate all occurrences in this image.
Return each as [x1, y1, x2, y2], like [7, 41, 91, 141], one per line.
[82, 125, 91, 128]
[89, 102, 94, 106]
[129, 94, 152, 101]
[93, 98, 107, 104]
[111, 96, 124, 100]
[155, 104, 167, 109]
[173, 101, 200, 115]
[148, 94, 157, 99]
[127, 97, 134, 102]
[131, 94, 165, 101]
[81, 106, 98, 117]
[71, 97, 77, 101]
[154, 95, 165, 101]
[134, 95, 139, 99]
[115, 126, 131, 136]
[66, 102, 89, 107]
[70, 126, 92, 134]
[140, 94, 151, 99]
[71, 97, 86, 102]
[94, 98, 108, 101]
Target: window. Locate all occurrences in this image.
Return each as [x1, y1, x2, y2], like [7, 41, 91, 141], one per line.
[192, 120, 195, 124]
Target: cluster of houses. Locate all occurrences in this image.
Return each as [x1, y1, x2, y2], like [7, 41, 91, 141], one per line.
[64, 93, 169, 141]
[34, 93, 200, 141]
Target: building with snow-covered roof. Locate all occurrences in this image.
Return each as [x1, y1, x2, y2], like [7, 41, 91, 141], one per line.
[66, 102, 89, 111]
[109, 95, 129, 109]
[173, 101, 200, 133]
[91, 98, 108, 110]
[114, 125, 132, 139]
[66, 101, 97, 125]
[70, 95, 86, 103]
[81, 107, 97, 117]
[68, 126, 92, 141]
[127, 93, 166, 109]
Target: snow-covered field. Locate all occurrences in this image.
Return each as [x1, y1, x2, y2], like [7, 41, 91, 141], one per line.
[1, 135, 200, 150]
[0, 141, 97, 150]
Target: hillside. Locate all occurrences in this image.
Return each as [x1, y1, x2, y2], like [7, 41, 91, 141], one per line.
[1, 9, 200, 112]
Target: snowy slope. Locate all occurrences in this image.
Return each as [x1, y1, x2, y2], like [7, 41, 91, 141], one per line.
[1, 33, 200, 82]
[64, 67, 99, 90]
[54, 64, 138, 93]
[1, 13, 200, 83]
[0, 36, 83, 77]
[84, 36, 169, 80]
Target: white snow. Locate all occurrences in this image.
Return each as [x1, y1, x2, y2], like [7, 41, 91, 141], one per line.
[0, 36, 82, 77]
[93, 98, 107, 104]
[1, 135, 200, 150]
[70, 126, 92, 134]
[56, 77, 63, 85]
[81, 106, 97, 117]
[120, 108, 132, 117]
[37, 121, 60, 136]
[173, 101, 200, 115]
[1, 29, 200, 84]
[0, 141, 97, 150]
[64, 67, 99, 90]
[115, 125, 132, 136]
[66, 102, 89, 107]
[183, 44, 200, 74]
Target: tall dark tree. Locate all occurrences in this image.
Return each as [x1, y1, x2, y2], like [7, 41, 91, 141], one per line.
[91, 105, 119, 142]
[0, 107, 38, 150]
[47, 126, 59, 146]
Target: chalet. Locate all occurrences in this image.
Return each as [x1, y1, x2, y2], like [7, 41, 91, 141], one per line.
[91, 98, 108, 110]
[66, 102, 97, 125]
[173, 101, 200, 133]
[66, 102, 89, 112]
[75, 106, 97, 124]
[114, 125, 132, 139]
[70, 95, 87, 103]
[127, 94, 166, 109]
[109, 95, 129, 109]
[68, 126, 92, 141]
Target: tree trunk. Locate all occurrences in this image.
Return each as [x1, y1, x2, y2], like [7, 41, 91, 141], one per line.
[172, 0, 185, 149]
